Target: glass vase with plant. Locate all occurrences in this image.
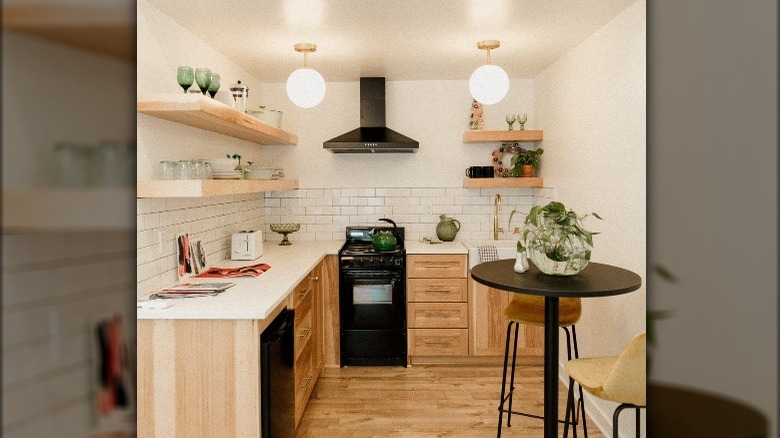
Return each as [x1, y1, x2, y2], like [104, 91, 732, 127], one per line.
[520, 201, 601, 275]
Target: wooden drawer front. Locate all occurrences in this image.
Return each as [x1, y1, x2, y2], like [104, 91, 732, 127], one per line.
[295, 340, 313, 410]
[294, 307, 313, 360]
[293, 275, 315, 307]
[408, 278, 467, 302]
[407, 255, 467, 278]
[408, 329, 468, 356]
[408, 303, 468, 328]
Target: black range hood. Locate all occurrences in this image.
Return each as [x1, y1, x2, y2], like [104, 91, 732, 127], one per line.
[323, 77, 419, 153]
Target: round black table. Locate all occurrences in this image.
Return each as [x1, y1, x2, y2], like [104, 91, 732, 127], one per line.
[471, 259, 642, 438]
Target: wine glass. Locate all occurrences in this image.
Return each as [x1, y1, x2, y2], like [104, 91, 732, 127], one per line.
[194, 68, 212, 95]
[517, 113, 528, 130]
[207, 73, 221, 98]
[505, 113, 516, 131]
[177, 66, 194, 93]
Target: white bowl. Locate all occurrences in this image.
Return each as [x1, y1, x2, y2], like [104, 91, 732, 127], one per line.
[204, 158, 238, 173]
[244, 167, 274, 180]
[247, 107, 283, 128]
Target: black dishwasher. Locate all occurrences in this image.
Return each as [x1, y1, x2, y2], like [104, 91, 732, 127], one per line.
[260, 309, 295, 438]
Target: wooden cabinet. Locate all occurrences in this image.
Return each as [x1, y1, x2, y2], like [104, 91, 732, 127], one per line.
[293, 263, 324, 428]
[405, 253, 543, 362]
[406, 255, 468, 357]
[136, 261, 328, 437]
[469, 278, 544, 357]
[321, 255, 341, 367]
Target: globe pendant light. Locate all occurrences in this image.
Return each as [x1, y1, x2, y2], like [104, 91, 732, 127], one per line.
[469, 40, 509, 105]
[287, 43, 326, 108]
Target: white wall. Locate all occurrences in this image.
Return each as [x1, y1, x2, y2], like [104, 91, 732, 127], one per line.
[2, 20, 136, 438]
[257, 79, 534, 188]
[1, 33, 134, 188]
[136, 0, 269, 179]
[534, 1, 646, 436]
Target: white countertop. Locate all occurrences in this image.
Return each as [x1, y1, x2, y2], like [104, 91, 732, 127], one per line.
[137, 239, 476, 321]
[405, 240, 468, 254]
[137, 241, 343, 320]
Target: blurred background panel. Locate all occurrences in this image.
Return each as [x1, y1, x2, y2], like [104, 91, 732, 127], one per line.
[2, 0, 136, 436]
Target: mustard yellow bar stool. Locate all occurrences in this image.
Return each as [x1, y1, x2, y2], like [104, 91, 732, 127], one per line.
[564, 332, 646, 438]
[497, 295, 588, 438]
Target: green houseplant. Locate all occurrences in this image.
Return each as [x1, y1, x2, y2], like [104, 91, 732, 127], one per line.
[522, 201, 601, 275]
[510, 148, 543, 177]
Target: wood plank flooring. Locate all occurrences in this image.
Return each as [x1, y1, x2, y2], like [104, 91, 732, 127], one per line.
[296, 364, 604, 438]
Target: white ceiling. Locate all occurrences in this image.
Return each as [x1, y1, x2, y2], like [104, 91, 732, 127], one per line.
[147, 0, 638, 83]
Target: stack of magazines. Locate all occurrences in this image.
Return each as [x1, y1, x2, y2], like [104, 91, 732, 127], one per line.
[149, 282, 235, 299]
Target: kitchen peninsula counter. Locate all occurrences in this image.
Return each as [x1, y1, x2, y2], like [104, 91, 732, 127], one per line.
[137, 240, 343, 320]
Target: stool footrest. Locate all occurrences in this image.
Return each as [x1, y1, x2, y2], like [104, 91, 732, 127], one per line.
[498, 408, 578, 425]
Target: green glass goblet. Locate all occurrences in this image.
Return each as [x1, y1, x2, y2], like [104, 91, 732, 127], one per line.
[207, 73, 221, 98]
[194, 68, 212, 95]
[177, 66, 194, 93]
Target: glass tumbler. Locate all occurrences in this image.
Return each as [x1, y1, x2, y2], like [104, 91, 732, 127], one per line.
[95, 139, 127, 186]
[159, 161, 177, 180]
[55, 142, 93, 186]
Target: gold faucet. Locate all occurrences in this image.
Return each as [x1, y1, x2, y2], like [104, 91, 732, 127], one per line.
[494, 194, 504, 240]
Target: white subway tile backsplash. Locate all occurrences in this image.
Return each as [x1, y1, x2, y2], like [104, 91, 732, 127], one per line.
[4, 231, 135, 437]
[137, 187, 550, 297]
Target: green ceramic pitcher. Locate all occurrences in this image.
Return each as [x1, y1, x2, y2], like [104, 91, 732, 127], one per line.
[436, 214, 460, 242]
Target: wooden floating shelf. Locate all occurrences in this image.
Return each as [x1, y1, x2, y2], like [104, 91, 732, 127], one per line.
[2, 187, 135, 232]
[463, 130, 544, 143]
[2, 5, 135, 62]
[463, 177, 543, 188]
[137, 178, 299, 198]
[137, 94, 298, 145]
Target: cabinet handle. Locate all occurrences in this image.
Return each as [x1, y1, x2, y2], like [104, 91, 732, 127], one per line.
[423, 340, 451, 347]
[299, 287, 312, 298]
[421, 311, 456, 318]
[312, 275, 320, 282]
[426, 287, 453, 293]
[298, 328, 310, 337]
[421, 263, 455, 269]
[299, 376, 312, 390]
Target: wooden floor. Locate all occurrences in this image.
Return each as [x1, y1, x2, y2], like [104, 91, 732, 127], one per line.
[296, 364, 604, 438]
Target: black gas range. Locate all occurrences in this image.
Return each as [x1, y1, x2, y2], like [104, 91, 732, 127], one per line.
[338, 220, 407, 366]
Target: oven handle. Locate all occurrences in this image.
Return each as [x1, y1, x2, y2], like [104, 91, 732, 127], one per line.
[343, 270, 402, 280]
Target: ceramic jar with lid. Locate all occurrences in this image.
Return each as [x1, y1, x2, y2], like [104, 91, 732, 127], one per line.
[436, 214, 461, 242]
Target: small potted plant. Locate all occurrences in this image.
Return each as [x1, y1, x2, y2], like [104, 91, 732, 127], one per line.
[510, 148, 543, 177]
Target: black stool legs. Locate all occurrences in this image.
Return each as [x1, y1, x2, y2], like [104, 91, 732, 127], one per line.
[497, 321, 588, 438]
[613, 403, 645, 438]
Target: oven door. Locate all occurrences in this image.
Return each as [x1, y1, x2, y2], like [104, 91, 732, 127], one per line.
[340, 269, 405, 330]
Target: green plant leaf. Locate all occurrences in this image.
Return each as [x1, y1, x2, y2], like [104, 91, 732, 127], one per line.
[653, 264, 678, 284]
